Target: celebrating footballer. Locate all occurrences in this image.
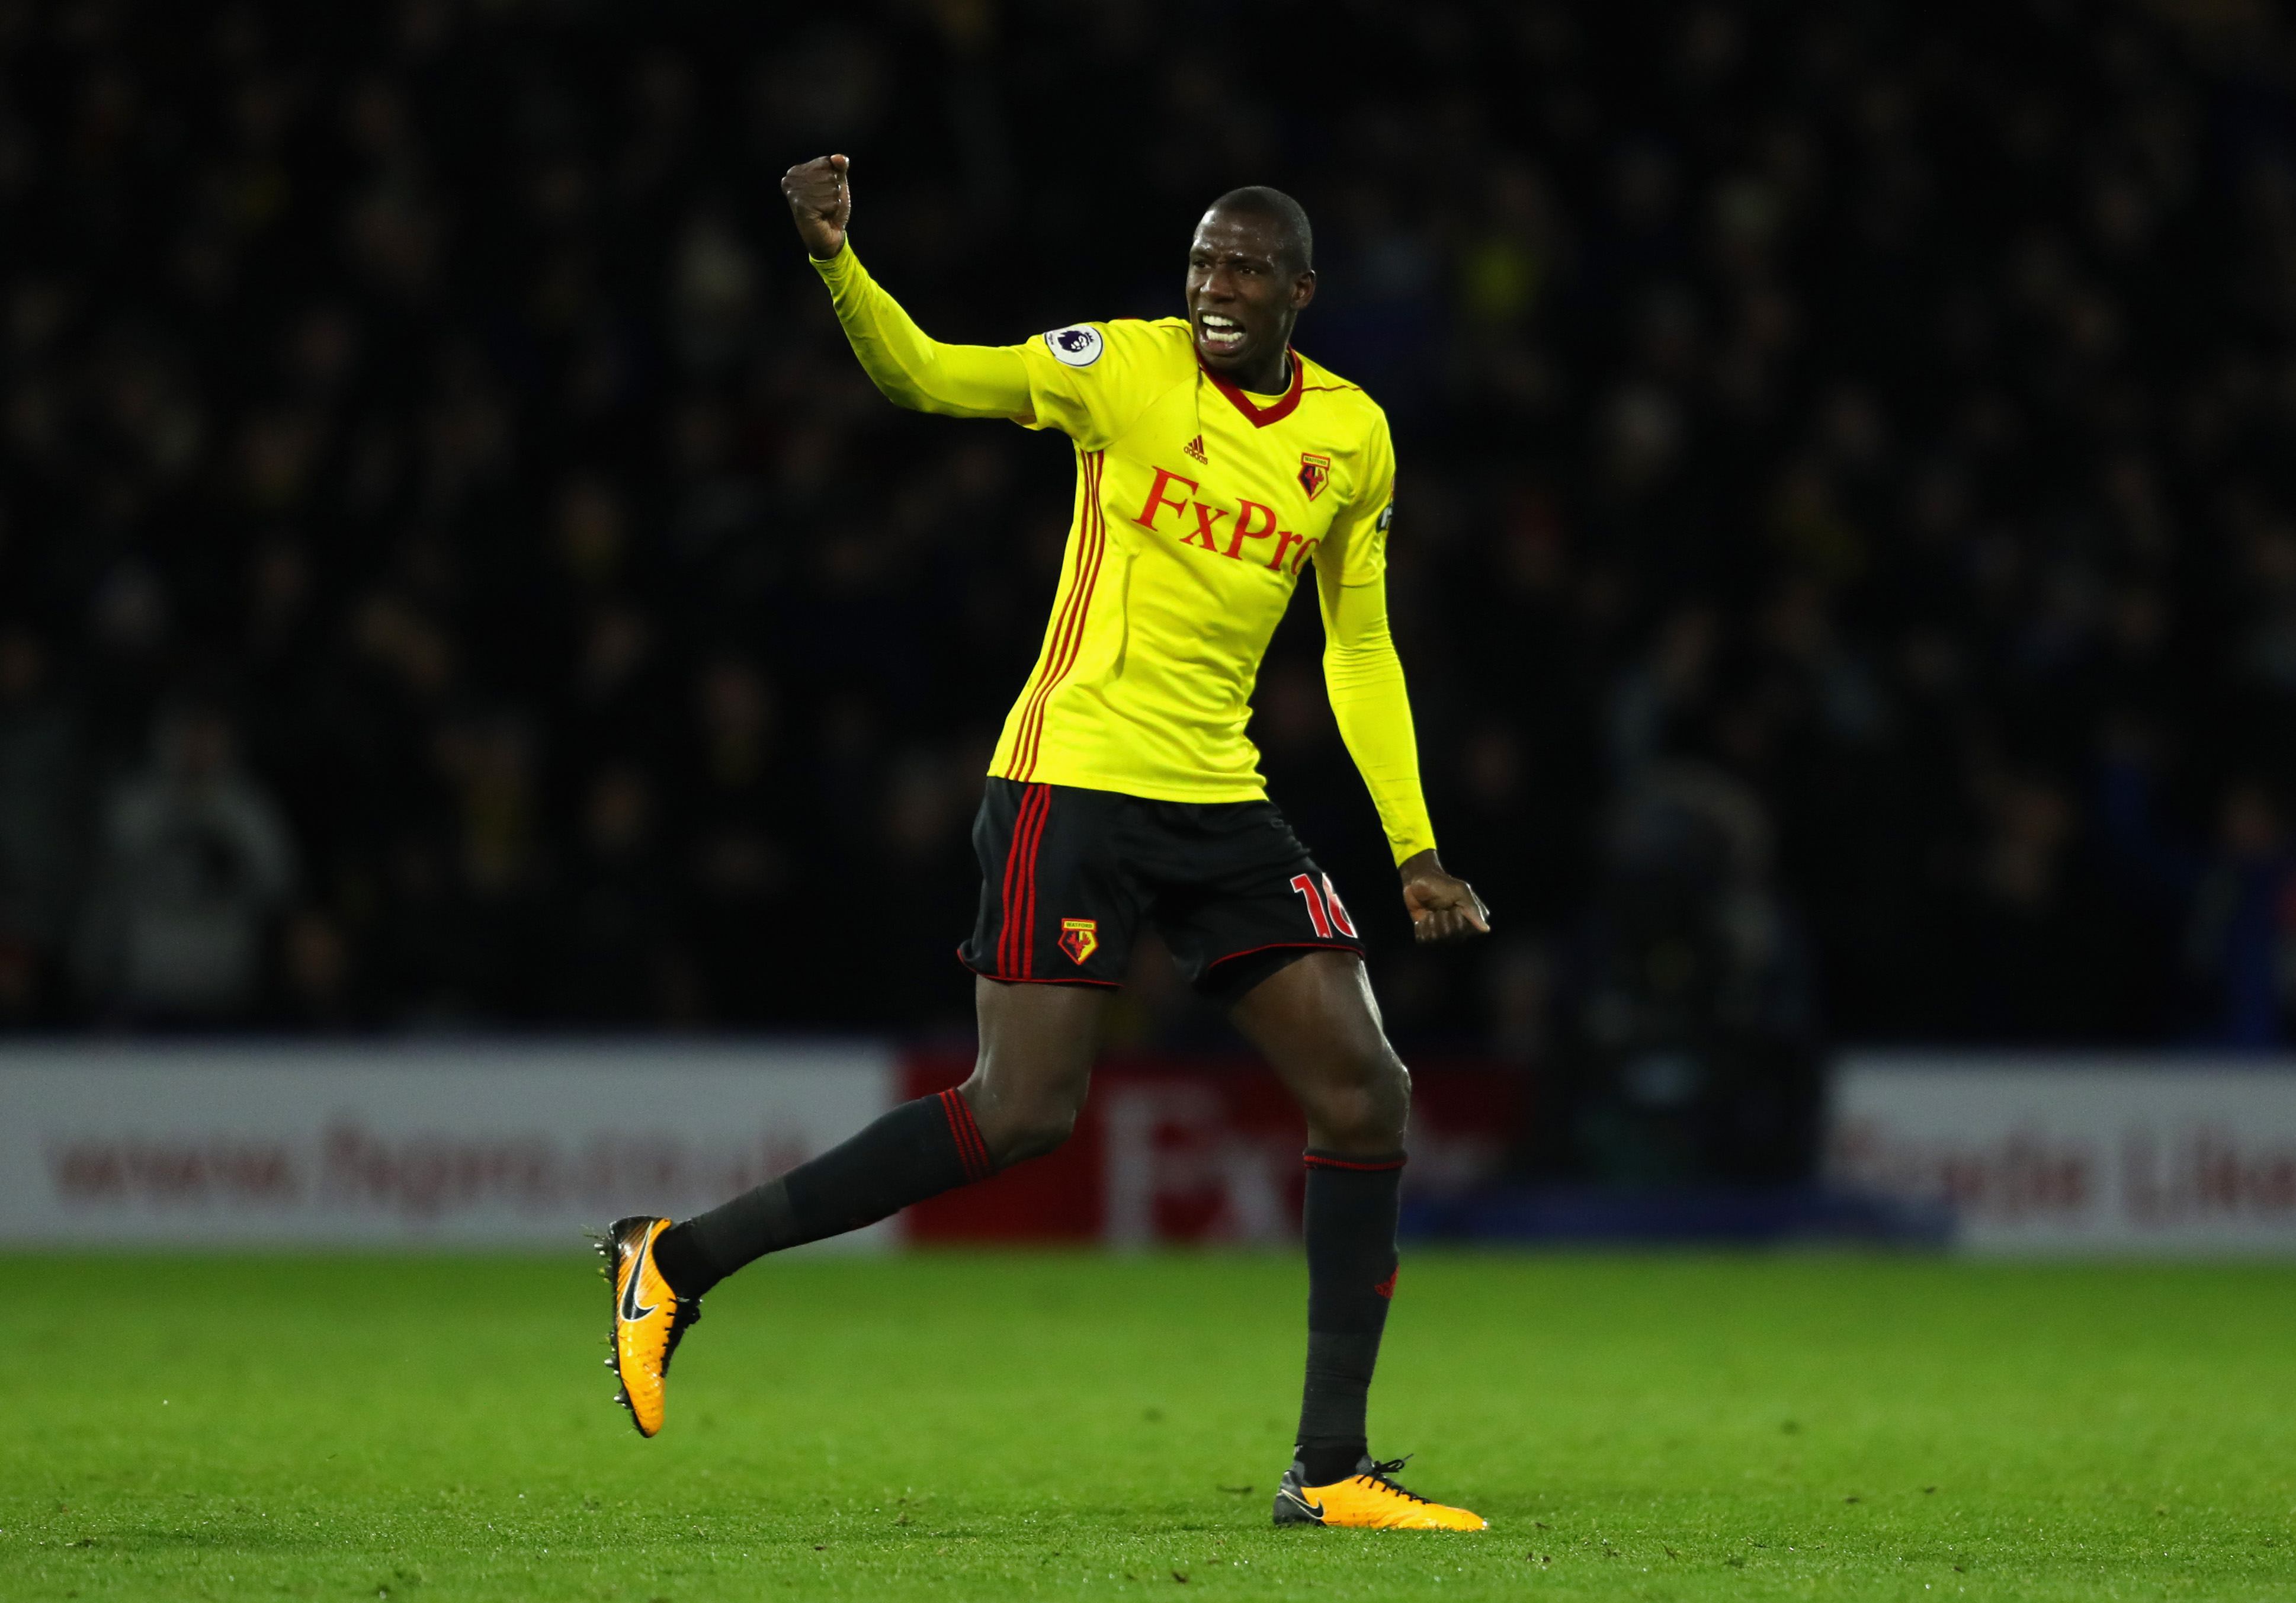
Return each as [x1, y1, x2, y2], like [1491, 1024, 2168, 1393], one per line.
[602, 152, 1493, 1532]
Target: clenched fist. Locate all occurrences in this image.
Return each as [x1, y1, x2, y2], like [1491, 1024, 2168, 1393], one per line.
[783, 153, 851, 261]
[1399, 849, 1491, 945]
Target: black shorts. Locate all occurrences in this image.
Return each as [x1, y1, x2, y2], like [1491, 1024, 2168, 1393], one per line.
[958, 778, 1366, 1005]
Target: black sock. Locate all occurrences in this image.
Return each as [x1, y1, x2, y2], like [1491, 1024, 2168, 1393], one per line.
[1294, 1149, 1404, 1486]
[651, 1089, 995, 1298]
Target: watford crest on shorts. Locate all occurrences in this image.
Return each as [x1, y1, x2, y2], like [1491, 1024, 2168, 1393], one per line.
[1059, 918, 1099, 965]
[1297, 452, 1331, 501]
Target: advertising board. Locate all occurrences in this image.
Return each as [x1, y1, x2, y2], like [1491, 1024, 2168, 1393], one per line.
[0, 1041, 897, 1249]
[0, 1043, 1521, 1250]
[1827, 1054, 2296, 1255]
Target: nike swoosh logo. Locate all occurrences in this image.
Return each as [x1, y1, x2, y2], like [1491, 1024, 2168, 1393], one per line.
[1279, 1487, 1325, 1520]
[618, 1228, 659, 1325]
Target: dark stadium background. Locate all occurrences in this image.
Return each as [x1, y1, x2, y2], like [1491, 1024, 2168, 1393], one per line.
[2, 0, 2294, 1175]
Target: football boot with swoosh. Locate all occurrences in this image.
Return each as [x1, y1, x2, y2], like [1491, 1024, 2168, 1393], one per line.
[601, 1215, 701, 1438]
[1272, 1452, 1487, 1531]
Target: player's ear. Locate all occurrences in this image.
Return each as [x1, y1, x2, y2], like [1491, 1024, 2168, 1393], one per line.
[1290, 270, 1317, 311]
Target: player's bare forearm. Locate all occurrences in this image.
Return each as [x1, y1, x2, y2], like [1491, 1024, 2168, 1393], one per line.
[783, 153, 850, 259]
[1399, 848, 1490, 945]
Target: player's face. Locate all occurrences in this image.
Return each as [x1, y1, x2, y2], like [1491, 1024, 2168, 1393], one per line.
[1186, 211, 1316, 380]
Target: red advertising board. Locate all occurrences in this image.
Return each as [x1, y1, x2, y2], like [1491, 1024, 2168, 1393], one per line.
[903, 1053, 1523, 1244]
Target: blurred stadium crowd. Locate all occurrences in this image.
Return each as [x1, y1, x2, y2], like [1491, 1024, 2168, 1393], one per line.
[2, 0, 2295, 1073]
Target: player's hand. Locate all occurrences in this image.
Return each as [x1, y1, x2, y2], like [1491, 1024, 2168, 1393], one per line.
[1399, 849, 1491, 945]
[783, 154, 851, 260]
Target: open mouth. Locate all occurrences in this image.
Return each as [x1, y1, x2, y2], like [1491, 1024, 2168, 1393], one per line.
[1197, 311, 1246, 357]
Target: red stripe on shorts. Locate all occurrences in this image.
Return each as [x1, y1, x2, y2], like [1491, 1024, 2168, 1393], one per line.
[996, 784, 1050, 977]
[1015, 785, 1051, 977]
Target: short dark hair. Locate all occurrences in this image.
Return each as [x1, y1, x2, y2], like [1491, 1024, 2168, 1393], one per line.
[1207, 185, 1314, 274]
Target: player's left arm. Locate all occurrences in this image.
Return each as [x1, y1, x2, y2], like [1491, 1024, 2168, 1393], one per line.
[1316, 421, 1490, 947]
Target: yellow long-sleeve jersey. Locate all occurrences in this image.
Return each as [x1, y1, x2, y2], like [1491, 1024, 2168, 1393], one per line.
[813, 245, 1436, 864]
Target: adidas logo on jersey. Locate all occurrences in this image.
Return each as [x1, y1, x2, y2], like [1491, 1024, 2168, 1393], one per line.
[1183, 434, 1208, 464]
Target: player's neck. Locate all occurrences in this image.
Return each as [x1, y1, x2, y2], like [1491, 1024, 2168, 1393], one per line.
[1232, 350, 1291, 397]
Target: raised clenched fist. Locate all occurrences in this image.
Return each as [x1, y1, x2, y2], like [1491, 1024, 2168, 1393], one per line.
[782, 154, 851, 261]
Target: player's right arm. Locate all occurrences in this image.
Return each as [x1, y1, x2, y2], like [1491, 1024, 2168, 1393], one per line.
[781, 153, 1034, 422]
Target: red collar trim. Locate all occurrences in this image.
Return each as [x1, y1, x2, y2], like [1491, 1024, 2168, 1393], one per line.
[1201, 348, 1306, 428]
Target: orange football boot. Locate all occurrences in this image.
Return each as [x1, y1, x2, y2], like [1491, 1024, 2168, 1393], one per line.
[1272, 1453, 1488, 1531]
[601, 1215, 701, 1438]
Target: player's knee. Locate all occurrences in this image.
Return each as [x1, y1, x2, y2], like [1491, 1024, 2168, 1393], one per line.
[1306, 1053, 1410, 1151]
[980, 1098, 1081, 1168]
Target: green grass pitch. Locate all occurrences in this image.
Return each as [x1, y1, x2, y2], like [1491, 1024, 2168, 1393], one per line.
[4, 1251, 2293, 1601]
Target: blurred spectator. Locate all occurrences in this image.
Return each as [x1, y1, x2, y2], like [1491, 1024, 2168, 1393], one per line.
[277, 907, 363, 1029]
[2101, 750, 2296, 1048]
[557, 762, 679, 1021]
[1956, 764, 2148, 1043]
[1545, 762, 1819, 1184]
[0, 627, 82, 1020]
[76, 706, 295, 1022]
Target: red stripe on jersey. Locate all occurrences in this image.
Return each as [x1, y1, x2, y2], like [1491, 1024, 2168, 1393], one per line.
[1009, 463, 1084, 778]
[1008, 453, 1098, 777]
[1201, 347, 1307, 428]
[1030, 451, 1108, 774]
[1014, 450, 1107, 778]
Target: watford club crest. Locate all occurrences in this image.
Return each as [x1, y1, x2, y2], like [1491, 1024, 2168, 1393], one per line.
[1298, 451, 1332, 501]
[1059, 918, 1099, 965]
